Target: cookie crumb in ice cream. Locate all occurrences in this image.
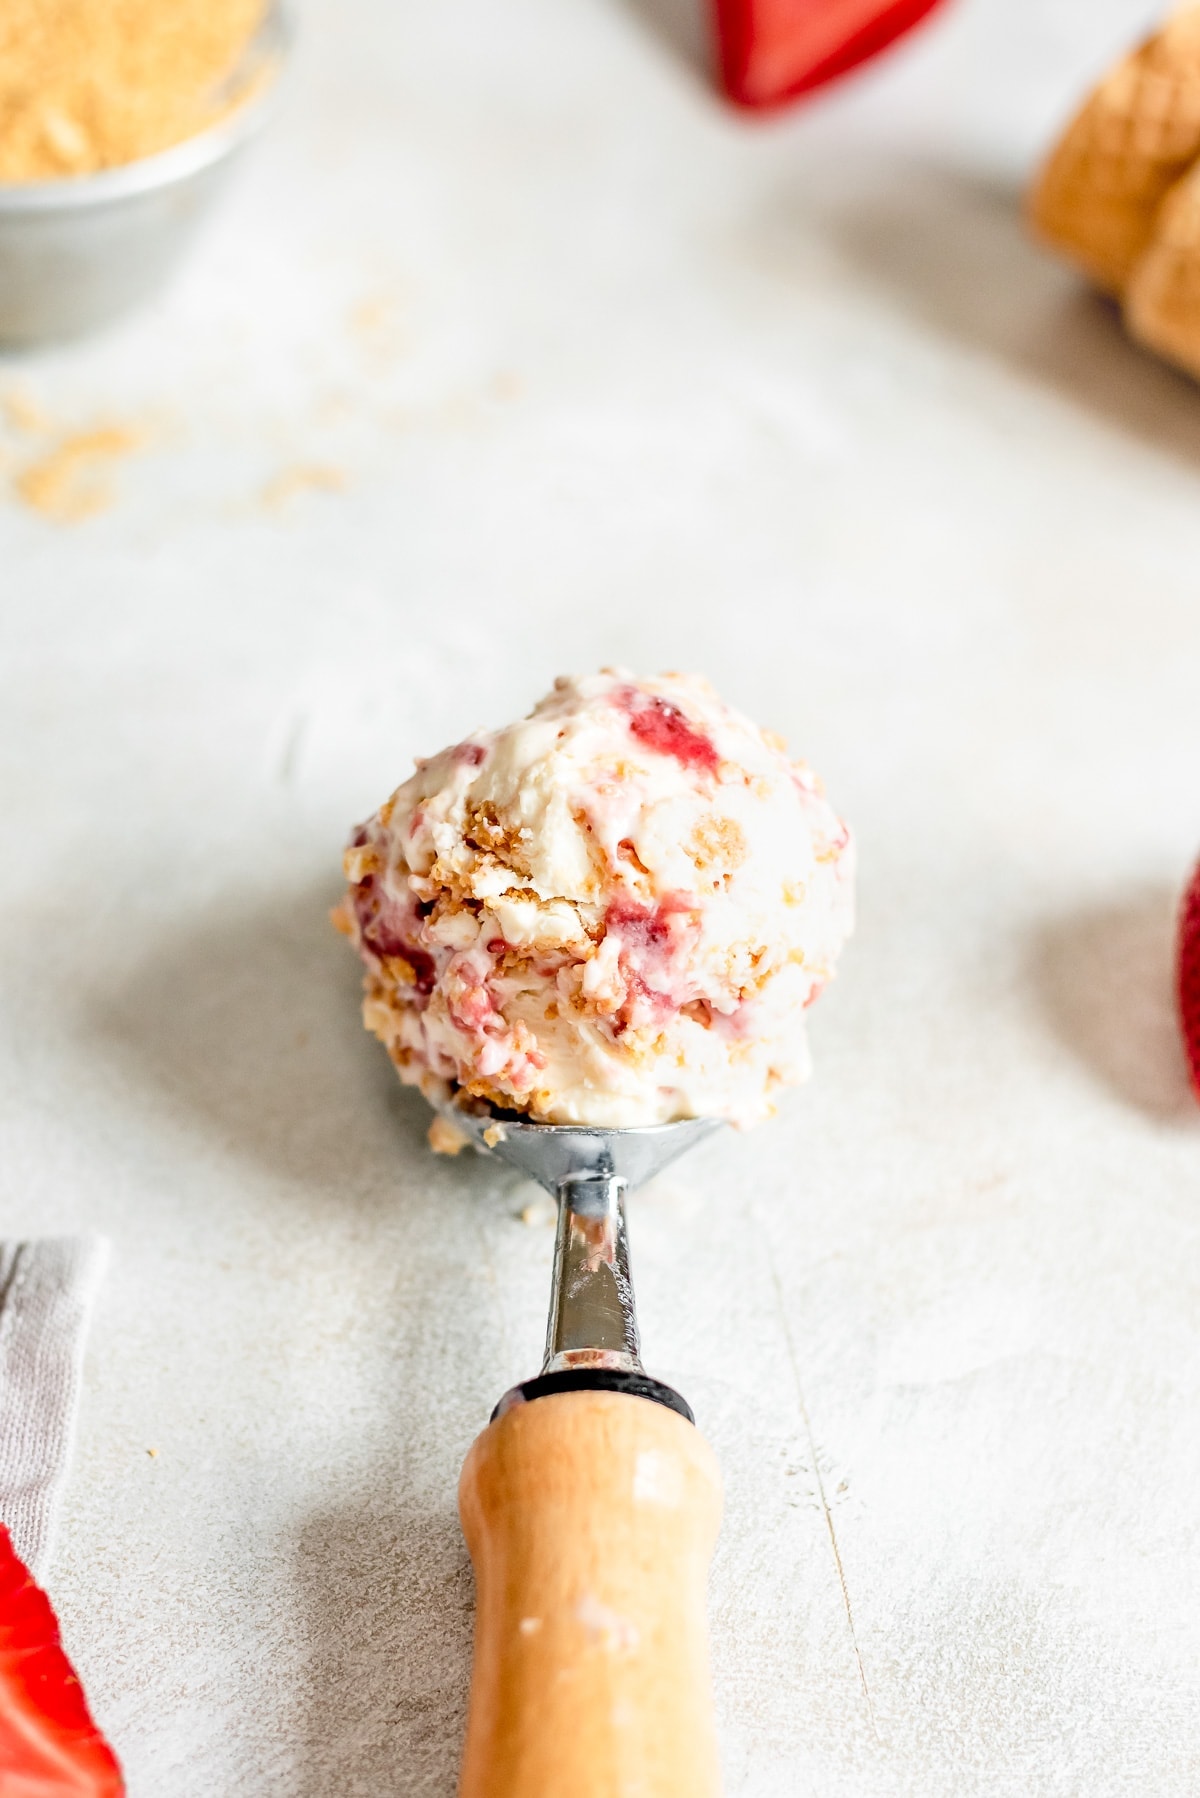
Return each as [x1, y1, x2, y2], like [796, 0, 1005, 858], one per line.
[338, 670, 854, 1129]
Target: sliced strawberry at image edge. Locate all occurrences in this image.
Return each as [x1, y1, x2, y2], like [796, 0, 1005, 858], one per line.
[0, 1525, 123, 1795]
[1178, 861, 1200, 1102]
[714, 0, 949, 109]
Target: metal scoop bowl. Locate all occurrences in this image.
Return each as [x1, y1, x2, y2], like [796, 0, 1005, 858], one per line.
[445, 1104, 722, 1410]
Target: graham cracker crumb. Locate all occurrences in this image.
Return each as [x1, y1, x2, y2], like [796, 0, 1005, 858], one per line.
[3, 389, 53, 435]
[428, 1115, 468, 1156]
[14, 424, 143, 522]
[689, 814, 747, 874]
[262, 464, 346, 509]
[343, 843, 380, 883]
[329, 899, 356, 938]
[0, 0, 269, 180]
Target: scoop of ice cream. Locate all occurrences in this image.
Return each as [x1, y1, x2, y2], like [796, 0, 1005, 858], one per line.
[335, 670, 854, 1128]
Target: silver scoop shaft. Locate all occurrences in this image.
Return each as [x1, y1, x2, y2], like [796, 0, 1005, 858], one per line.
[441, 1109, 721, 1377]
[545, 1168, 638, 1374]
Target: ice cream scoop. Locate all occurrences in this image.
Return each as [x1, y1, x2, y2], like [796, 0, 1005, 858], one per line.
[339, 672, 853, 1795]
[446, 1101, 724, 1798]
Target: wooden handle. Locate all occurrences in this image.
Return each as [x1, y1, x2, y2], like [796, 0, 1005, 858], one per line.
[457, 1388, 723, 1798]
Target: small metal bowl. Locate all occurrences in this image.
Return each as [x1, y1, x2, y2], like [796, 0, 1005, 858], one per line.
[0, 4, 291, 347]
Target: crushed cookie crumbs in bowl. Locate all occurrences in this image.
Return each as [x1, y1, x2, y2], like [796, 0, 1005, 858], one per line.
[0, 0, 292, 345]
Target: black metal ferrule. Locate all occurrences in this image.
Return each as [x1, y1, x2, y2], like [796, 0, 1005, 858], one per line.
[490, 1366, 694, 1425]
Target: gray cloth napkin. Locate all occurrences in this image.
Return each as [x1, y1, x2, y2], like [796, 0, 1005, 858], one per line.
[0, 1238, 108, 1578]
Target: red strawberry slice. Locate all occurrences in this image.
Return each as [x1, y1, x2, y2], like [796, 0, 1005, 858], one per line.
[713, 0, 950, 109]
[0, 1525, 123, 1795]
[1179, 859, 1200, 1102]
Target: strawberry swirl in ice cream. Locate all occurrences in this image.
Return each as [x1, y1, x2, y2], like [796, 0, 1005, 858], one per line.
[335, 670, 854, 1129]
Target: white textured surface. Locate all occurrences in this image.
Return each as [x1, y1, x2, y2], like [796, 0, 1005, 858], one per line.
[1, 0, 1198, 1792]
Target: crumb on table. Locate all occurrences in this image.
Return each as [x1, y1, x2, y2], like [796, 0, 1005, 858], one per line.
[261, 465, 346, 509]
[428, 1115, 469, 1156]
[14, 424, 143, 522]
